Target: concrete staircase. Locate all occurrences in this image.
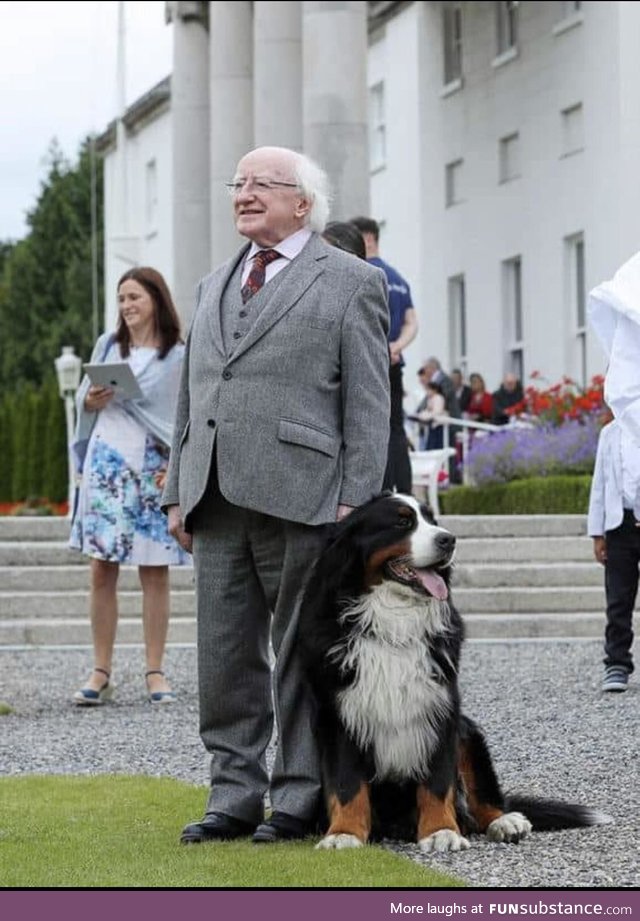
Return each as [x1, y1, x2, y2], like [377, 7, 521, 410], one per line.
[0, 514, 604, 645]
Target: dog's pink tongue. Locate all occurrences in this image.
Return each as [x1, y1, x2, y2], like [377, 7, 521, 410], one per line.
[416, 568, 448, 600]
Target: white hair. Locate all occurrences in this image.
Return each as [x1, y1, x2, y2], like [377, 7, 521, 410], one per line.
[292, 152, 331, 233]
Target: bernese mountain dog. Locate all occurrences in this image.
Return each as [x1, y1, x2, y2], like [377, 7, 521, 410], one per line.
[298, 492, 610, 852]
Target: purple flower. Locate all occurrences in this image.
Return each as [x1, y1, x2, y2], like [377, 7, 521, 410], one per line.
[467, 414, 600, 486]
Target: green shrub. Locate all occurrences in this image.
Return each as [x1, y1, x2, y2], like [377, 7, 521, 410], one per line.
[1, 378, 68, 504]
[440, 475, 592, 515]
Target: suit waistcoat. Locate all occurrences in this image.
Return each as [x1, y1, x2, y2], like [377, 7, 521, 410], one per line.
[220, 256, 290, 356]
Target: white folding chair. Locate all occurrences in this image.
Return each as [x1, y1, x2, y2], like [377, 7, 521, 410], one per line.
[409, 448, 456, 517]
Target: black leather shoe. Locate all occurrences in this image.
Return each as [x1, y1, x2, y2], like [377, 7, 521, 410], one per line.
[180, 812, 255, 844]
[252, 811, 313, 844]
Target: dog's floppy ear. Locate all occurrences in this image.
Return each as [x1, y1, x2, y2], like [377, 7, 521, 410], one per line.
[305, 509, 369, 603]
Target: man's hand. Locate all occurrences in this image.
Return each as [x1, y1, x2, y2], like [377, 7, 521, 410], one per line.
[389, 342, 403, 365]
[593, 536, 607, 565]
[168, 504, 193, 554]
[336, 504, 355, 522]
[85, 385, 114, 412]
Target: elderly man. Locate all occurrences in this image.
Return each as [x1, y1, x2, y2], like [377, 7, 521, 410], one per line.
[492, 372, 524, 425]
[163, 146, 390, 844]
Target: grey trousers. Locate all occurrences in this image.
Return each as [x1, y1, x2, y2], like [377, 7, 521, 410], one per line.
[191, 476, 326, 825]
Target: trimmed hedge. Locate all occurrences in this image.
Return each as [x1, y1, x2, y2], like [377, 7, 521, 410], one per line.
[0, 377, 67, 503]
[439, 474, 592, 515]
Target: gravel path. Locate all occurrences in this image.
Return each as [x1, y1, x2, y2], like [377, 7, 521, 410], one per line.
[1, 640, 638, 889]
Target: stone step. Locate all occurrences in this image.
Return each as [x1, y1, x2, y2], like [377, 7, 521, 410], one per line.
[462, 611, 604, 640]
[453, 562, 602, 588]
[440, 515, 587, 538]
[0, 561, 603, 592]
[0, 590, 196, 619]
[454, 585, 605, 613]
[0, 514, 588, 541]
[0, 543, 85, 566]
[0, 617, 198, 647]
[0, 566, 195, 592]
[0, 611, 604, 646]
[0, 584, 605, 619]
[0, 517, 71, 541]
[0, 534, 594, 567]
[454, 536, 592, 563]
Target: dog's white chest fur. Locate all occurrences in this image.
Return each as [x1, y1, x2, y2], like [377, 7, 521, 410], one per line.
[333, 583, 452, 781]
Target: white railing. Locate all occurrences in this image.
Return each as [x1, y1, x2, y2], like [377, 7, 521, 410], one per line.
[408, 414, 505, 487]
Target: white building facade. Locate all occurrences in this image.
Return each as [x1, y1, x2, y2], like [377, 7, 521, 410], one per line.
[99, 1, 640, 392]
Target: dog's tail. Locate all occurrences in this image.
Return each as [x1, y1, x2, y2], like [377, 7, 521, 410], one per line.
[506, 796, 613, 831]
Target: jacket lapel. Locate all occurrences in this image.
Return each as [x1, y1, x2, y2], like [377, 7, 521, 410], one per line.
[227, 234, 327, 364]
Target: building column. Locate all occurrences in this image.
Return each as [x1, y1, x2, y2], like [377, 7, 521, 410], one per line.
[209, 0, 254, 265]
[302, 1, 369, 220]
[166, 0, 210, 326]
[253, 1, 302, 149]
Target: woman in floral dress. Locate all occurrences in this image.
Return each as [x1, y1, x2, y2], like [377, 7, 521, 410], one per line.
[70, 267, 189, 706]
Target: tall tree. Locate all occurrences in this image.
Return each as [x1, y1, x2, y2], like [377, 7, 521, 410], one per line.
[0, 137, 103, 389]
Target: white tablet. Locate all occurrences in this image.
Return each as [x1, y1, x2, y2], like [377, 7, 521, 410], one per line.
[83, 362, 143, 400]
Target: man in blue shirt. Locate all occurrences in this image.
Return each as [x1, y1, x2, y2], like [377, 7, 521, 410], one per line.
[351, 217, 418, 495]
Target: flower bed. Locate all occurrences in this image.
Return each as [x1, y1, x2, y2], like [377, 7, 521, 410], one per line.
[0, 500, 68, 517]
[465, 374, 606, 488]
[467, 415, 600, 486]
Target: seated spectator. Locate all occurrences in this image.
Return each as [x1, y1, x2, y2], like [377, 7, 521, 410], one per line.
[466, 372, 494, 423]
[492, 372, 524, 425]
[415, 381, 448, 450]
[451, 368, 472, 414]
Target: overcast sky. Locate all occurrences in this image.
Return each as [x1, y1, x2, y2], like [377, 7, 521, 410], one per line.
[0, 0, 172, 241]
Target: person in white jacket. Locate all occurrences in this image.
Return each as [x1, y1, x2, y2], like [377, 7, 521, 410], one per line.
[587, 414, 639, 692]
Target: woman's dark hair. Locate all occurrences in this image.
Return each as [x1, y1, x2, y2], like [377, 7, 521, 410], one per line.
[115, 267, 182, 359]
[322, 221, 366, 260]
[427, 380, 444, 396]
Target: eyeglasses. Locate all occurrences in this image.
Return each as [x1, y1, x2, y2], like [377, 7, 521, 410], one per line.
[224, 177, 300, 196]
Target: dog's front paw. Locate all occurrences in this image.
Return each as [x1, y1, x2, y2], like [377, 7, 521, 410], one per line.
[486, 812, 532, 843]
[418, 829, 470, 853]
[316, 833, 364, 850]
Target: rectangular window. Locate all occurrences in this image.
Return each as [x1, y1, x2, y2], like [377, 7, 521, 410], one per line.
[496, 1, 518, 55]
[448, 275, 467, 375]
[565, 233, 586, 386]
[561, 103, 584, 156]
[503, 256, 524, 380]
[499, 132, 520, 183]
[445, 159, 464, 207]
[369, 82, 386, 171]
[145, 158, 158, 230]
[443, 2, 463, 85]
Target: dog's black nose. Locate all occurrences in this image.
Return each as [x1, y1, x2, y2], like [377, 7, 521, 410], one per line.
[436, 532, 456, 553]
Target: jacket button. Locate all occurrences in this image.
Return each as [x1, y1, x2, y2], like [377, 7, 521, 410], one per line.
[233, 331, 242, 339]
[222, 370, 232, 380]
[239, 310, 247, 318]
[207, 419, 215, 428]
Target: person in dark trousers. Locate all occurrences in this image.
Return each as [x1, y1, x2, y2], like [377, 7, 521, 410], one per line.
[451, 368, 472, 414]
[351, 216, 418, 495]
[588, 414, 637, 692]
[164, 147, 390, 845]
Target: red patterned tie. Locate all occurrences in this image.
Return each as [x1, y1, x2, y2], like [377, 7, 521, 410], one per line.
[241, 249, 281, 304]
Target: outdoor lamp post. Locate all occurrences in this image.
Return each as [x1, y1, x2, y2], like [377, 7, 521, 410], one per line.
[54, 346, 83, 518]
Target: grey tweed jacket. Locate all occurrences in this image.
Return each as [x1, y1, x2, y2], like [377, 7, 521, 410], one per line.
[162, 233, 390, 526]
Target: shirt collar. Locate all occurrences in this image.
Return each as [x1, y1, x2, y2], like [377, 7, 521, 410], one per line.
[246, 227, 312, 263]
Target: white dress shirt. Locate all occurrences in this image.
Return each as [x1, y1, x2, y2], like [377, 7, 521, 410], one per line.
[241, 227, 313, 287]
[588, 420, 640, 536]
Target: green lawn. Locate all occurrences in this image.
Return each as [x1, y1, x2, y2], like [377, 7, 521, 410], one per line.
[0, 775, 465, 888]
